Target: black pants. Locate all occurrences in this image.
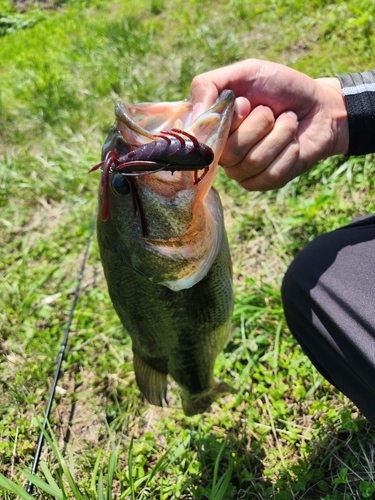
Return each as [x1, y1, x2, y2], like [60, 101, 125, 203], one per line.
[282, 214, 375, 427]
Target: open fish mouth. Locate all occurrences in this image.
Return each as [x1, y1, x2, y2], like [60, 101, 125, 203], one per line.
[112, 88, 235, 156]
[90, 90, 235, 236]
[98, 89, 235, 203]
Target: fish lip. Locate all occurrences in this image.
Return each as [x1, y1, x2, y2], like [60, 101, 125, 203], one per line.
[114, 101, 154, 140]
[113, 89, 236, 145]
[187, 89, 236, 147]
[193, 89, 236, 127]
[207, 89, 236, 115]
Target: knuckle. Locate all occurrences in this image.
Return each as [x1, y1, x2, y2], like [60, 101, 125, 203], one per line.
[278, 113, 298, 137]
[285, 118, 299, 136]
[267, 148, 299, 185]
[190, 74, 208, 93]
[190, 75, 201, 91]
[255, 105, 274, 130]
[257, 169, 284, 190]
[222, 164, 240, 180]
[221, 146, 241, 168]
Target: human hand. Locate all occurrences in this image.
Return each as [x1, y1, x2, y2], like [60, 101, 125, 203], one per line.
[190, 59, 349, 190]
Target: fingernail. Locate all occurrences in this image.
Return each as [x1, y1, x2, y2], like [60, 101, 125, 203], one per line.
[191, 102, 202, 123]
[235, 97, 251, 120]
[285, 110, 298, 121]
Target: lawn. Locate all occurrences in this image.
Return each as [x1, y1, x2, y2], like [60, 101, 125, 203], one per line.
[1, 0, 375, 498]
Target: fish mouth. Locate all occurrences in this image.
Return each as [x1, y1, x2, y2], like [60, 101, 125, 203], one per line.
[102, 90, 236, 201]
[115, 89, 236, 151]
[97, 90, 235, 232]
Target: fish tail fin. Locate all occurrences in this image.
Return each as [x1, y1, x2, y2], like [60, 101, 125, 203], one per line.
[182, 378, 236, 417]
[133, 351, 168, 407]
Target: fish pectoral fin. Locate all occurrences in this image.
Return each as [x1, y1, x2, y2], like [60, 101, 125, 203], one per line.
[133, 351, 168, 407]
[181, 378, 236, 417]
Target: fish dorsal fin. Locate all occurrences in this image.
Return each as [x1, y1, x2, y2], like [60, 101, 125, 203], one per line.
[133, 351, 168, 406]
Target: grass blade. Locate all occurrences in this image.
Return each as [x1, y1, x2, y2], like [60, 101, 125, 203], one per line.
[213, 459, 234, 500]
[106, 446, 119, 500]
[39, 460, 61, 492]
[98, 470, 104, 500]
[0, 473, 34, 499]
[128, 436, 135, 500]
[209, 441, 227, 500]
[90, 449, 102, 493]
[23, 470, 64, 499]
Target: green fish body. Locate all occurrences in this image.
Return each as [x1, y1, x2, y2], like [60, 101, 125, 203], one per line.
[96, 91, 235, 416]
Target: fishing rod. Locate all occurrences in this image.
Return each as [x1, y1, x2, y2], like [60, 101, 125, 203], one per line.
[25, 208, 97, 496]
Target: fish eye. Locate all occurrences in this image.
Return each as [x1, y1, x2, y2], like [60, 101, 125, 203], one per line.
[111, 173, 131, 196]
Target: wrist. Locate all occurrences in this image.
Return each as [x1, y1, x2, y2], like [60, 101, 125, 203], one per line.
[316, 77, 349, 157]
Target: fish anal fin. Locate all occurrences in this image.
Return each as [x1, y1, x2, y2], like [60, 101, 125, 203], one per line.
[182, 378, 236, 417]
[133, 351, 168, 407]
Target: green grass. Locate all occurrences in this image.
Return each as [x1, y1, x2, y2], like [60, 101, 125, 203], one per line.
[1, 0, 375, 498]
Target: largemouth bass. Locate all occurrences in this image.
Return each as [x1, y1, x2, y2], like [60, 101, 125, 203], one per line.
[95, 90, 235, 416]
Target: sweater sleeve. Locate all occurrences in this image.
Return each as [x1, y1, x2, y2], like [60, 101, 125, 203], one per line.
[337, 70, 375, 156]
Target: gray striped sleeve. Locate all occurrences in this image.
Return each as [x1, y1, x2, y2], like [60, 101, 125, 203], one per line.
[337, 70, 375, 155]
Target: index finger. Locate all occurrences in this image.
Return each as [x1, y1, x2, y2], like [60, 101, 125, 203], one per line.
[190, 59, 263, 107]
[190, 75, 221, 122]
[190, 77, 251, 134]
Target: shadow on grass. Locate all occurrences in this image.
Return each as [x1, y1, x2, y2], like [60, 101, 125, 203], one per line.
[181, 416, 375, 500]
[193, 428, 264, 499]
[279, 417, 375, 500]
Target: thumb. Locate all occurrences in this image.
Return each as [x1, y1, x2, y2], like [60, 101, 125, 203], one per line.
[230, 97, 251, 134]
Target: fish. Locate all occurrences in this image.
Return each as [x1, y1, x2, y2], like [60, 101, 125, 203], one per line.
[95, 90, 236, 416]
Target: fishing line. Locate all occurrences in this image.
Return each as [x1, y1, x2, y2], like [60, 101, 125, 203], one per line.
[25, 207, 97, 496]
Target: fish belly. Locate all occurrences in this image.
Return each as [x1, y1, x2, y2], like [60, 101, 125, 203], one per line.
[97, 218, 234, 416]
